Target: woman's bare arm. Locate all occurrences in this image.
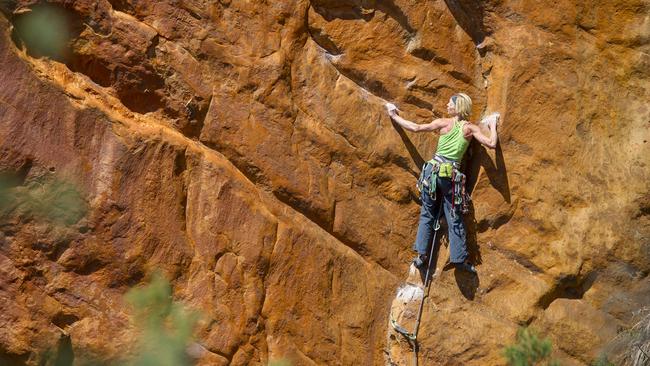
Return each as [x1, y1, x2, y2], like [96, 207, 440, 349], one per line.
[388, 108, 448, 132]
[465, 120, 498, 149]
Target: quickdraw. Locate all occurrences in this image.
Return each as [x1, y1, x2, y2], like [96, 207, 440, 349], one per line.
[416, 160, 439, 198]
[451, 169, 471, 216]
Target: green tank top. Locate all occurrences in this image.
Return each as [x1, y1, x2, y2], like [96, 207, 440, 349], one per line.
[436, 120, 469, 162]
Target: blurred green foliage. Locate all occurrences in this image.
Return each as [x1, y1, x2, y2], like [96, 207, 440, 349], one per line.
[41, 335, 75, 366]
[0, 173, 12, 207]
[125, 272, 199, 366]
[503, 327, 560, 366]
[11, 3, 71, 61]
[591, 354, 615, 366]
[0, 173, 87, 225]
[35, 273, 200, 366]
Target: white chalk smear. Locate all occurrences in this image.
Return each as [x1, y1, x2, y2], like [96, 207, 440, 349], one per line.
[396, 284, 423, 302]
[480, 112, 500, 126]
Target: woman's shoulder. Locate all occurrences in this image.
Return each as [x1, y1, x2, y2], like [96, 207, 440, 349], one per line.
[460, 120, 475, 128]
[431, 117, 453, 128]
[461, 120, 475, 138]
[435, 117, 455, 124]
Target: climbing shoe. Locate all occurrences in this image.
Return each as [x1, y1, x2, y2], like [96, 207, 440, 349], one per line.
[412, 254, 428, 269]
[442, 261, 455, 272]
[455, 261, 477, 274]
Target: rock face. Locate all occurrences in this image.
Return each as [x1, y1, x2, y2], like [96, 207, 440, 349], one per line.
[0, 0, 648, 365]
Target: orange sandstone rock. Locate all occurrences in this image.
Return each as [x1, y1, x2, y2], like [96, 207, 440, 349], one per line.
[0, 0, 648, 365]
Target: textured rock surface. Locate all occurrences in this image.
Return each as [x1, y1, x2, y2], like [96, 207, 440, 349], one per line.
[0, 0, 648, 365]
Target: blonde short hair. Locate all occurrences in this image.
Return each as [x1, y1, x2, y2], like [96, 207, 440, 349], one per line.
[452, 93, 472, 120]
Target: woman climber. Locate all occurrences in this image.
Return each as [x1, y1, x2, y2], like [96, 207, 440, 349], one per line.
[386, 93, 499, 274]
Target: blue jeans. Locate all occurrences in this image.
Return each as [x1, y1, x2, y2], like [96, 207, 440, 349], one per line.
[413, 167, 468, 264]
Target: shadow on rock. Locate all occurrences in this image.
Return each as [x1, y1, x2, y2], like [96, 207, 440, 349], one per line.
[311, 0, 416, 34]
[462, 140, 510, 265]
[442, 0, 486, 46]
[391, 121, 426, 174]
[464, 201, 482, 266]
[454, 268, 479, 300]
[465, 141, 510, 203]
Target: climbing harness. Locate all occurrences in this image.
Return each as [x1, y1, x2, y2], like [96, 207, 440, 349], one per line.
[416, 155, 471, 216]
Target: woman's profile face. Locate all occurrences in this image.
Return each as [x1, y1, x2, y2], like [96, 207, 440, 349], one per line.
[446, 98, 457, 116]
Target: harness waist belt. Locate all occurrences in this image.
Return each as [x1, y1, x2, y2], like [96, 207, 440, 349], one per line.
[432, 154, 461, 169]
[416, 156, 470, 215]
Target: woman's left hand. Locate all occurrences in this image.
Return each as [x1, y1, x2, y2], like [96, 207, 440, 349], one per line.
[385, 103, 398, 117]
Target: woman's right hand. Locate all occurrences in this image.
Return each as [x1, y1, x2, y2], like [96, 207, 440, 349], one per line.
[488, 115, 499, 129]
[480, 112, 500, 130]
